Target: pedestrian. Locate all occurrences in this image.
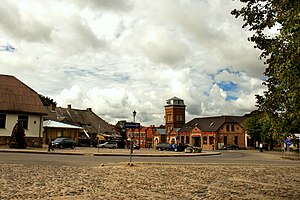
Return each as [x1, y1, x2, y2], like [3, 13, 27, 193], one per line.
[259, 143, 263, 152]
[48, 137, 54, 152]
[212, 144, 215, 151]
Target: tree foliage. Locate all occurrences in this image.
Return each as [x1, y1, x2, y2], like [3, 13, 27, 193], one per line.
[9, 120, 27, 149]
[232, 0, 300, 134]
[39, 94, 57, 107]
[243, 110, 272, 145]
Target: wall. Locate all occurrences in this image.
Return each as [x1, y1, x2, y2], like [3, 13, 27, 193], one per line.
[0, 113, 43, 146]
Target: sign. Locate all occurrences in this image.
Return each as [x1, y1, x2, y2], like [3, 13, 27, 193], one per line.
[125, 122, 140, 128]
[285, 139, 292, 147]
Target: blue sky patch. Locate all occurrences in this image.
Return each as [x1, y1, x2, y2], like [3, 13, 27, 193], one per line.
[226, 95, 238, 101]
[218, 81, 237, 92]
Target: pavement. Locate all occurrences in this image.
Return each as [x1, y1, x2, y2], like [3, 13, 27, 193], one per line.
[0, 145, 221, 157]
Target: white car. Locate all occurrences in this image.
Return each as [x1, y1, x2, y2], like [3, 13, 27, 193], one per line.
[97, 142, 118, 149]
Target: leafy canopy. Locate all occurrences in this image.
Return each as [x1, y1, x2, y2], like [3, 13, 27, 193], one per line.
[232, 0, 300, 134]
[39, 94, 57, 107]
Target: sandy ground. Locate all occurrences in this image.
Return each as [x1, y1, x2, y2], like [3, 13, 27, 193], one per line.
[0, 162, 299, 200]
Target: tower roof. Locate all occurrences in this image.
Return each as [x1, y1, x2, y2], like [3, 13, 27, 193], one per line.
[165, 96, 185, 106]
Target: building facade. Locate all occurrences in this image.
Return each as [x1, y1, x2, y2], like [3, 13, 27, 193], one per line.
[164, 97, 186, 134]
[179, 116, 246, 150]
[0, 74, 47, 147]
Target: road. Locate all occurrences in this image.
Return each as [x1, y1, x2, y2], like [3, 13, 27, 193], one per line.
[0, 150, 297, 167]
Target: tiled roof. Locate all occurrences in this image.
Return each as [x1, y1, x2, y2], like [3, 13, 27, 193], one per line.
[179, 115, 244, 132]
[44, 106, 115, 134]
[0, 74, 46, 114]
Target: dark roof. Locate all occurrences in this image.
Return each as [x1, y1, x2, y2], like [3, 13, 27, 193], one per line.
[179, 115, 244, 132]
[166, 96, 183, 101]
[0, 74, 46, 114]
[44, 106, 115, 134]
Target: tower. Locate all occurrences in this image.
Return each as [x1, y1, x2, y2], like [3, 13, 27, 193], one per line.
[164, 96, 186, 134]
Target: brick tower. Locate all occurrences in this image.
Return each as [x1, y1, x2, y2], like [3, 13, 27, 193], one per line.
[164, 96, 186, 134]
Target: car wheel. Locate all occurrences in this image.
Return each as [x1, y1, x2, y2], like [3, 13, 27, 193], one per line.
[59, 144, 64, 149]
[71, 144, 75, 149]
[158, 147, 162, 151]
[113, 146, 116, 149]
[174, 148, 178, 152]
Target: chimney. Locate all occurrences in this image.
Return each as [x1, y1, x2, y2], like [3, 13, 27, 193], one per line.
[87, 108, 92, 111]
[49, 103, 56, 111]
[67, 104, 71, 109]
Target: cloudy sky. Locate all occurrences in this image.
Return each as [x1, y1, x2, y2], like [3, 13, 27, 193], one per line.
[0, 0, 267, 126]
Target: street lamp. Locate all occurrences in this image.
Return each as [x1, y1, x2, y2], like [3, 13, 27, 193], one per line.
[133, 110, 136, 122]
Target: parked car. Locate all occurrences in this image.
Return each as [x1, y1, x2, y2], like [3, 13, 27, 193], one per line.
[184, 145, 202, 153]
[174, 143, 189, 152]
[221, 144, 239, 150]
[155, 143, 171, 151]
[97, 142, 118, 149]
[51, 138, 76, 149]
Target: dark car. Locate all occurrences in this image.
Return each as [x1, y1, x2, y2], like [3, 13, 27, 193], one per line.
[155, 143, 171, 151]
[167, 143, 186, 151]
[221, 144, 239, 150]
[173, 143, 189, 152]
[51, 138, 76, 149]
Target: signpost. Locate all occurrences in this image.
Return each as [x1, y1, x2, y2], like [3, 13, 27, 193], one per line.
[125, 122, 140, 165]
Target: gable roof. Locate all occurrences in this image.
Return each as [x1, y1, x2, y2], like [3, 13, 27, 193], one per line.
[44, 106, 115, 134]
[0, 74, 46, 114]
[179, 115, 244, 132]
[156, 128, 166, 135]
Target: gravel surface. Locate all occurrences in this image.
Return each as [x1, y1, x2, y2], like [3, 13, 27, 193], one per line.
[1, 163, 299, 200]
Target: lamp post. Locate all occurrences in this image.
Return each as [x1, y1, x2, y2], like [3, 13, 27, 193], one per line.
[129, 110, 137, 165]
[133, 110, 136, 122]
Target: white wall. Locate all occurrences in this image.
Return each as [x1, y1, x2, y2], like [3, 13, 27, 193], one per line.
[0, 113, 43, 137]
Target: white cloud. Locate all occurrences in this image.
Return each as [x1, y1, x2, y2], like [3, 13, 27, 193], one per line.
[0, 0, 267, 126]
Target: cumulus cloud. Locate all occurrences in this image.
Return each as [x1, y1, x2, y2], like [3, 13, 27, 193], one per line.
[0, 0, 52, 42]
[0, 0, 267, 126]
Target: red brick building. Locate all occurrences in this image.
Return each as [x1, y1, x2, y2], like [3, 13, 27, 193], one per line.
[179, 116, 246, 150]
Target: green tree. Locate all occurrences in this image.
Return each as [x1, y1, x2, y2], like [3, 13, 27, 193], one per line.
[243, 110, 272, 147]
[9, 120, 27, 149]
[39, 94, 57, 107]
[232, 0, 300, 134]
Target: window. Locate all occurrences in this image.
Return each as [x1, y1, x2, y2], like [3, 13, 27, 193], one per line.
[209, 136, 214, 145]
[231, 125, 235, 132]
[224, 136, 227, 145]
[203, 136, 207, 144]
[0, 114, 6, 128]
[226, 125, 230, 132]
[179, 115, 183, 121]
[176, 115, 179, 121]
[181, 136, 184, 143]
[167, 114, 172, 122]
[18, 115, 28, 129]
[234, 136, 238, 145]
[185, 136, 190, 144]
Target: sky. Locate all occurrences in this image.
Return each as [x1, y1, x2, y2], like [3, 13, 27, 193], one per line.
[0, 0, 268, 126]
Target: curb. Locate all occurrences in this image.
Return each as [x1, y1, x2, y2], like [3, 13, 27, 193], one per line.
[93, 152, 221, 157]
[0, 149, 221, 157]
[0, 150, 84, 156]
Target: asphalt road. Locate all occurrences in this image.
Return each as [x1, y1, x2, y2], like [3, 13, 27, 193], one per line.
[0, 151, 298, 167]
